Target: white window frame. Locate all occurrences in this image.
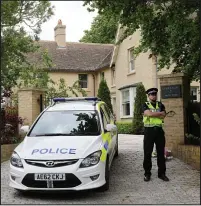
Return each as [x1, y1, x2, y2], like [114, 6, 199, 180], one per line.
[120, 87, 136, 118]
[128, 47, 135, 72]
[190, 87, 198, 102]
[78, 74, 88, 88]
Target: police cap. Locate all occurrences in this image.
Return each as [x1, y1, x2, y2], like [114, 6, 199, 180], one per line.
[146, 88, 158, 95]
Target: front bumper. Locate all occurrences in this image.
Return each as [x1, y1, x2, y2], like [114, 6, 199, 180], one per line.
[9, 159, 106, 191]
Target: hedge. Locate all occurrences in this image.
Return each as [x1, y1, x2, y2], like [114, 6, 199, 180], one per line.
[116, 121, 133, 134]
[132, 83, 147, 134]
[97, 79, 113, 113]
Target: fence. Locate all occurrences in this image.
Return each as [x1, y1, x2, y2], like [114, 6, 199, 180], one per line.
[185, 102, 200, 145]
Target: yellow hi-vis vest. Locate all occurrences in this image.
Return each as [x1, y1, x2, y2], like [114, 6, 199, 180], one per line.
[143, 101, 163, 127]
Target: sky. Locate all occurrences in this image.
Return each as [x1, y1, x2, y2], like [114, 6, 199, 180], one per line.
[39, 1, 97, 42]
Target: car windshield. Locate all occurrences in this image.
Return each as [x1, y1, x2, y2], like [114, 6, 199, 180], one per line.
[28, 110, 100, 137]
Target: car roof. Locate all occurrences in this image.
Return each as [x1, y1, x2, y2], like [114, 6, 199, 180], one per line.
[46, 100, 104, 112]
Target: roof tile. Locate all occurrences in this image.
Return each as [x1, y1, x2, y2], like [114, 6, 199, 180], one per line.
[28, 41, 114, 72]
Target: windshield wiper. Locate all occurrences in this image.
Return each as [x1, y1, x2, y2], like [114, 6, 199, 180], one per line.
[71, 132, 99, 135]
[35, 133, 74, 136]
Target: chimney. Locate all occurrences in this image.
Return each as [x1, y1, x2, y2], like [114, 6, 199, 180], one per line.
[54, 19, 66, 47]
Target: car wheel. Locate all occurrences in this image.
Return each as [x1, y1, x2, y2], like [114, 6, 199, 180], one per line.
[98, 157, 110, 192]
[15, 188, 25, 194]
[114, 134, 118, 158]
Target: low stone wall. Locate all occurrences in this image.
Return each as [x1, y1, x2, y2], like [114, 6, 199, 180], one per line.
[176, 145, 200, 170]
[1, 144, 18, 163]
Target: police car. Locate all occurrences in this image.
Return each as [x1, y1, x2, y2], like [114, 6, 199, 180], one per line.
[9, 97, 118, 192]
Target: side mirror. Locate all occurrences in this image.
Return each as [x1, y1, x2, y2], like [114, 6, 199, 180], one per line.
[20, 125, 30, 134]
[105, 124, 117, 132]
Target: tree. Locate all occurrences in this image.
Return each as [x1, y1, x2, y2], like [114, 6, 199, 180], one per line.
[1, 1, 86, 106]
[45, 78, 87, 106]
[83, 0, 200, 81]
[79, 10, 119, 44]
[1, 1, 54, 90]
[132, 83, 147, 134]
[97, 79, 113, 113]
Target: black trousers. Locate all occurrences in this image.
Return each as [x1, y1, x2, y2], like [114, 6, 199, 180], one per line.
[143, 127, 166, 176]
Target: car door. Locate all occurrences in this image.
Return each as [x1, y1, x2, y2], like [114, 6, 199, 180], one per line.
[101, 104, 117, 161]
[100, 107, 113, 161]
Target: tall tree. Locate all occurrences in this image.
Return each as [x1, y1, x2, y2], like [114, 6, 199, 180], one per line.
[97, 79, 113, 113]
[132, 83, 147, 134]
[1, 1, 54, 90]
[79, 10, 119, 44]
[83, 0, 200, 81]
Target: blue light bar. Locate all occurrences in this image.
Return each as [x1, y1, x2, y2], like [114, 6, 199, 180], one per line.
[85, 97, 101, 101]
[53, 98, 66, 102]
[53, 97, 101, 103]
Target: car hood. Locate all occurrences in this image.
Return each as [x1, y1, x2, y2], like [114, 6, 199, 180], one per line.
[16, 135, 102, 160]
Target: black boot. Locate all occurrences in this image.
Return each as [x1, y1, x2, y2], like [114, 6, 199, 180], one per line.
[158, 174, 169, 181]
[144, 175, 151, 182]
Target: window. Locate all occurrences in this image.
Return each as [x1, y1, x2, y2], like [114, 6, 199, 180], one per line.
[121, 87, 136, 117]
[122, 89, 130, 116]
[100, 108, 109, 130]
[78, 74, 88, 88]
[28, 111, 100, 136]
[128, 48, 135, 72]
[103, 104, 114, 122]
[190, 87, 198, 101]
[100, 72, 104, 80]
[111, 69, 115, 86]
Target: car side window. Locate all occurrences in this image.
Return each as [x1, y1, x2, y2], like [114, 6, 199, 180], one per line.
[101, 106, 110, 122]
[103, 104, 114, 123]
[100, 108, 109, 131]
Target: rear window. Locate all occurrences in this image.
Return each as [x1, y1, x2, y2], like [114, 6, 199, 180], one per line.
[28, 110, 100, 137]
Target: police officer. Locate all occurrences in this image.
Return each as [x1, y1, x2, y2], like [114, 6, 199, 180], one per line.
[142, 88, 169, 182]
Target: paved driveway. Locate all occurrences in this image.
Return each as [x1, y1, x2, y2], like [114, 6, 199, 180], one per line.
[1, 135, 200, 204]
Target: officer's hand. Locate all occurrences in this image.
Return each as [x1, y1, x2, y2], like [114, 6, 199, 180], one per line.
[144, 110, 166, 118]
[144, 110, 152, 117]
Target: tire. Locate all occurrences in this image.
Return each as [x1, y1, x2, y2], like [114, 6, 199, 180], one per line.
[114, 134, 119, 158]
[15, 189, 22, 192]
[98, 157, 110, 192]
[15, 188, 26, 194]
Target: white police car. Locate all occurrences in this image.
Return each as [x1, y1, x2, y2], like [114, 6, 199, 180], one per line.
[9, 97, 118, 192]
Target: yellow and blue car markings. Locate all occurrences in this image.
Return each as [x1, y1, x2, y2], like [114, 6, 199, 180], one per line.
[100, 132, 112, 162]
[96, 102, 114, 162]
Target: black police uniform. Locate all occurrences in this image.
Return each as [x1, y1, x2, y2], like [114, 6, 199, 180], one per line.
[142, 88, 169, 181]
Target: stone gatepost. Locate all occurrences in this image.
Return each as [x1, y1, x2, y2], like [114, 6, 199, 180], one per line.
[18, 88, 46, 126]
[158, 73, 190, 155]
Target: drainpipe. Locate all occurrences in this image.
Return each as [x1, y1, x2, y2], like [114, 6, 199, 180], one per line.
[92, 74, 95, 96]
[155, 55, 158, 88]
[155, 55, 159, 100]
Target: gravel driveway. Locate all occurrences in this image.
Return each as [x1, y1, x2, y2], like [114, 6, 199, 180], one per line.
[1, 134, 200, 204]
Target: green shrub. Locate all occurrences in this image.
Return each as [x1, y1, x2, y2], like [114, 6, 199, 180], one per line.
[97, 79, 113, 113]
[132, 83, 147, 134]
[116, 122, 133, 134]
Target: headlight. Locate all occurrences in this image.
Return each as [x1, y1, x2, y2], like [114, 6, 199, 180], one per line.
[80, 151, 102, 168]
[10, 151, 23, 168]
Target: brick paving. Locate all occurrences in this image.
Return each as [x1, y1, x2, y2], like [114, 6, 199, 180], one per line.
[1, 134, 200, 204]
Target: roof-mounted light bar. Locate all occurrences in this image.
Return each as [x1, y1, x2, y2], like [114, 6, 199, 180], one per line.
[53, 97, 101, 103]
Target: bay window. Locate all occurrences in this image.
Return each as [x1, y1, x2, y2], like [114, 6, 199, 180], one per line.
[122, 89, 130, 116]
[120, 87, 136, 118]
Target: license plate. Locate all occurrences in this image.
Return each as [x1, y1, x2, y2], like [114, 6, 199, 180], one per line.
[34, 173, 65, 181]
